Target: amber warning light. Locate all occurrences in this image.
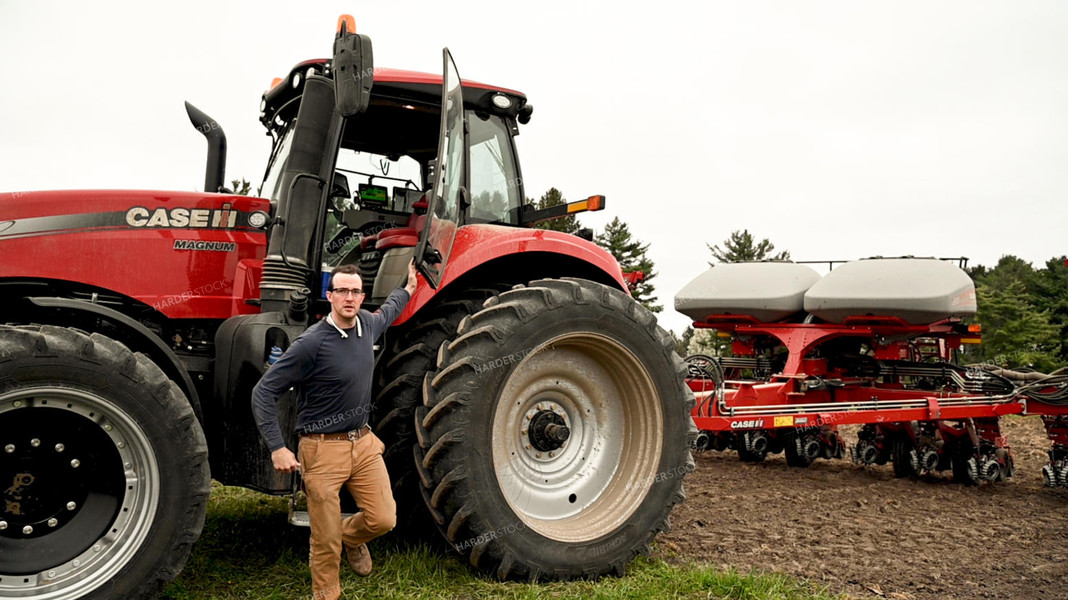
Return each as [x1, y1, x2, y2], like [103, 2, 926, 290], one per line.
[337, 14, 356, 35]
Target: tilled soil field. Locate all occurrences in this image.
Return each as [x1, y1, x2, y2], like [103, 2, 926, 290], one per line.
[658, 416, 1068, 600]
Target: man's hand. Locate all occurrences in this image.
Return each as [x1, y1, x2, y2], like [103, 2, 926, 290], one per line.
[405, 259, 419, 295]
[271, 447, 301, 473]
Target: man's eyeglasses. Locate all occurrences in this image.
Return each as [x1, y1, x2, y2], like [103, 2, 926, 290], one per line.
[330, 288, 364, 297]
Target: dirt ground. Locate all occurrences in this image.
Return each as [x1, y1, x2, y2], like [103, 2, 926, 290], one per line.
[657, 416, 1068, 600]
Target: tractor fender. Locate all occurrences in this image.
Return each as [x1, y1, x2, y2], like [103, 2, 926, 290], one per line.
[397, 225, 627, 325]
[26, 296, 203, 422]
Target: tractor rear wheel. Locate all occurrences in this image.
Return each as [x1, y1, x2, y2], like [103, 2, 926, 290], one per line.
[0, 325, 209, 599]
[373, 292, 498, 534]
[413, 278, 695, 580]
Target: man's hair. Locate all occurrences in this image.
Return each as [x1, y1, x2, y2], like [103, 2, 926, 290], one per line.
[328, 263, 361, 291]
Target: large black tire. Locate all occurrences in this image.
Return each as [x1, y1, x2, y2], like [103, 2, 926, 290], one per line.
[413, 278, 695, 581]
[372, 292, 498, 535]
[0, 325, 209, 599]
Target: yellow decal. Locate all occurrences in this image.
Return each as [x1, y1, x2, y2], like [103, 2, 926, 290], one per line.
[774, 416, 794, 427]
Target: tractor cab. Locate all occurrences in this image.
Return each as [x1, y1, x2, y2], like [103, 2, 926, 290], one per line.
[257, 46, 531, 308]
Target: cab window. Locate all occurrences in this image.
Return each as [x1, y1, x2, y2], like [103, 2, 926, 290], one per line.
[467, 112, 521, 224]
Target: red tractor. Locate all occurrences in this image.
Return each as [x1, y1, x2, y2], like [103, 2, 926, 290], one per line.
[0, 17, 694, 599]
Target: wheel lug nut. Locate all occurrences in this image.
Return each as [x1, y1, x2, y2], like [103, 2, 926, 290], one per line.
[0, 521, 7, 530]
[548, 452, 554, 457]
[72, 559, 80, 567]
[47, 570, 56, 579]
[67, 501, 77, 511]
[536, 452, 542, 458]
[13, 400, 21, 407]
[104, 424, 113, 432]
[521, 429, 528, 435]
[71, 459, 81, 468]
[4, 444, 13, 453]
[118, 442, 126, 449]
[31, 438, 41, 447]
[55, 443, 65, 453]
[23, 525, 33, 535]
[47, 518, 58, 527]
[524, 444, 531, 450]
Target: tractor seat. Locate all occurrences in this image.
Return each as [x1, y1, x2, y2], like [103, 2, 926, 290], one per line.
[375, 227, 419, 250]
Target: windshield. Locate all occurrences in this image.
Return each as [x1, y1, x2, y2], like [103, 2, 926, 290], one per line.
[259, 123, 296, 201]
[321, 149, 425, 265]
[335, 150, 424, 212]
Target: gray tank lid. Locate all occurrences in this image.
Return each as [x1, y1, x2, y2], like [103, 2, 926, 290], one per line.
[675, 262, 821, 323]
[803, 258, 976, 324]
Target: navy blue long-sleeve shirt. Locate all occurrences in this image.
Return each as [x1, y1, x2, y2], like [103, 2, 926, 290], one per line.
[251, 288, 410, 452]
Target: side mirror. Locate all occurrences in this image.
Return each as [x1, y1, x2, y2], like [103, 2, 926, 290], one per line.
[331, 173, 351, 201]
[333, 15, 374, 118]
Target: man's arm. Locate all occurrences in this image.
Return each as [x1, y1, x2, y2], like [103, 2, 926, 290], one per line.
[366, 259, 419, 339]
[251, 335, 317, 471]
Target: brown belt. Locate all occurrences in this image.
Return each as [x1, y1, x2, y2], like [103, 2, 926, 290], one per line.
[301, 424, 371, 441]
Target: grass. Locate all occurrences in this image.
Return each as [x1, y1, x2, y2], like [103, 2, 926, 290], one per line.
[161, 483, 842, 600]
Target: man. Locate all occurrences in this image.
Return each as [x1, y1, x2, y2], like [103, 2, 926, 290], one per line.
[252, 260, 418, 600]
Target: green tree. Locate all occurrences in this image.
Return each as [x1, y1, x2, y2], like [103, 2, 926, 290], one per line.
[708, 229, 789, 264]
[230, 178, 252, 196]
[595, 217, 661, 313]
[1026, 256, 1068, 365]
[686, 328, 731, 357]
[971, 280, 1061, 371]
[676, 326, 695, 356]
[531, 188, 581, 234]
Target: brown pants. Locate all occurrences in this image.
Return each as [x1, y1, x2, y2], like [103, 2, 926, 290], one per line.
[298, 431, 396, 600]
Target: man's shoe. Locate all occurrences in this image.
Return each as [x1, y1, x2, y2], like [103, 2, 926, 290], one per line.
[346, 542, 372, 577]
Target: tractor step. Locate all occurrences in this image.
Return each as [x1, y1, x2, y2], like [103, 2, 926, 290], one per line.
[289, 484, 355, 526]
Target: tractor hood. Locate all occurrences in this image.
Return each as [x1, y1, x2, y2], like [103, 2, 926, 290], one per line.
[0, 189, 270, 319]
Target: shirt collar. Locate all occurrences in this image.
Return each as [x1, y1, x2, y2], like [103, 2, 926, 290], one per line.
[325, 313, 362, 338]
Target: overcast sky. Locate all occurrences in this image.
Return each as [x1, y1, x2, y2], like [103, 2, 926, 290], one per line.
[2, 1, 1066, 334]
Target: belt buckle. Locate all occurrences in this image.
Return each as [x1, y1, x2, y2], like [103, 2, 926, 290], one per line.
[347, 429, 358, 441]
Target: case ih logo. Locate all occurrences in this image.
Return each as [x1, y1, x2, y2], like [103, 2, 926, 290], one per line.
[729, 419, 765, 429]
[126, 205, 239, 228]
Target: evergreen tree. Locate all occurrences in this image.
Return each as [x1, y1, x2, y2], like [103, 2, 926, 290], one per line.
[531, 188, 581, 234]
[971, 280, 1061, 371]
[708, 229, 790, 264]
[230, 178, 252, 196]
[677, 326, 695, 356]
[595, 217, 661, 313]
[1029, 256, 1068, 365]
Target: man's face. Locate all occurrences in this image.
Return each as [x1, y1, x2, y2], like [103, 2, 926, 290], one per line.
[327, 272, 365, 321]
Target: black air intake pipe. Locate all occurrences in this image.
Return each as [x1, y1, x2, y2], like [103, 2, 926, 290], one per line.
[185, 101, 227, 193]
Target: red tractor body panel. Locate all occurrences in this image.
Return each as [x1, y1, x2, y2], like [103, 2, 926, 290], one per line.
[0, 190, 268, 318]
[396, 224, 628, 325]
